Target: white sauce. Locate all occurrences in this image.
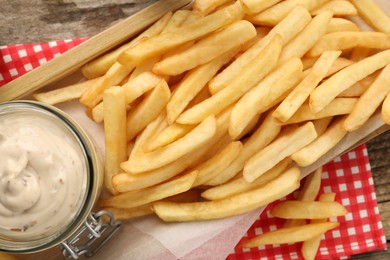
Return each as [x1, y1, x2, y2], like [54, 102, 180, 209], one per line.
[0, 110, 87, 240]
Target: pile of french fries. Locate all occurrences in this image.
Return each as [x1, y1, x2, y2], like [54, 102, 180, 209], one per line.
[32, 0, 390, 257]
[242, 167, 348, 258]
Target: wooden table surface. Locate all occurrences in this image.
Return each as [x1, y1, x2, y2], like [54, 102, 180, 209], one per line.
[1, 0, 389, 259]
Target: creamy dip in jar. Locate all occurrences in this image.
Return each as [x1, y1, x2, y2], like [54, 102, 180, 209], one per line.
[0, 104, 87, 240]
[0, 101, 111, 257]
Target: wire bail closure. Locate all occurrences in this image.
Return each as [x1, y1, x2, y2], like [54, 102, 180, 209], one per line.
[61, 210, 122, 259]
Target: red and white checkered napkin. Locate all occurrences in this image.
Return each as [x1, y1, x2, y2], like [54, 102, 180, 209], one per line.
[0, 40, 387, 259]
[227, 145, 387, 259]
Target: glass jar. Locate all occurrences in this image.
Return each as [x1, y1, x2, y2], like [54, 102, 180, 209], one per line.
[0, 101, 121, 258]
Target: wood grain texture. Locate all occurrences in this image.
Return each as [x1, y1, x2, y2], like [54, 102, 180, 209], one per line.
[0, 0, 388, 258]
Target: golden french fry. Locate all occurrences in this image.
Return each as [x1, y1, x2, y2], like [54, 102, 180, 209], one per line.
[92, 70, 163, 123]
[187, 85, 211, 108]
[80, 11, 172, 79]
[100, 171, 197, 208]
[33, 77, 101, 105]
[271, 200, 348, 219]
[382, 89, 390, 125]
[201, 158, 290, 200]
[302, 57, 353, 75]
[160, 10, 192, 34]
[193, 0, 234, 15]
[230, 57, 303, 138]
[80, 62, 134, 108]
[283, 167, 322, 228]
[344, 65, 390, 131]
[166, 47, 239, 124]
[240, 0, 283, 14]
[128, 56, 161, 82]
[242, 222, 339, 248]
[103, 205, 153, 220]
[118, 2, 243, 67]
[205, 110, 282, 186]
[122, 115, 217, 173]
[312, 117, 333, 136]
[250, 0, 331, 26]
[273, 51, 341, 123]
[284, 98, 357, 124]
[126, 80, 171, 141]
[103, 86, 127, 194]
[153, 20, 256, 76]
[350, 0, 390, 33]
[244, 122, 317, 182]
[324, 57, 355, 77]
[311, 0, 357, 16]
[128, 112, 168, 162]
[113, 113, 231, 193]
[191, 141, 242, 187]
[292, 116, 348, 167]
[209, 5, 311, 94]
[310, 49, 390, 113]
[338, 72, 377, 97]
[102, 189, 201, 220]
[301, 192, 336, 260]
[308, 32, 390, 57]
[176, 34, 282, 125]
[146, 123, 195, 152]
[278, 10, 333, 65]
[349, 46, 371, 62]
[153, 167, 301, 222]
[327, 17, 360, 33]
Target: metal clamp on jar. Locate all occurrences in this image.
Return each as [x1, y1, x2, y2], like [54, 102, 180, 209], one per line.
[0, 101, 121, 259]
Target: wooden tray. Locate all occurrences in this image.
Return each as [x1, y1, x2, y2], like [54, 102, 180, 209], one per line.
[0, 0, 193, 102]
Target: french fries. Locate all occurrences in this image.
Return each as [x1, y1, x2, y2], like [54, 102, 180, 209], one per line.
[350, 0, 390, 33]
[103, 86, 127, 194]
[301, 192, 337, 260]
[32, 3, 390, 254]
[311, 0, 357, 16]
[121, 115, 217, 173]
[153, 167, 301, 221]
[100, 171, 197, 209]
[166, 47, 239, 124]
[126, 80, 171, 140]
[209, 5, 311, 94]
[344, 65, 390, 131]
[153, 20, 256, 76]
[284, 98, 357, 124]
[33, 77, 101, 105]
[310, 49, 390, 113]
[292, 116, 348, 167]
[230, 57, 303, 138]
[177, 34, 282, 124]
[201, 158, 290, 200]
[327, 17, 360, 33]
[283, 167, 322, 228]
[250, 0, 331, 26]
[278, 10, 333, 65]
[308, 32, 390, 57]
[118, 2, 244, 67]
[242, 222, 339, 247]
[205, 110, 282, 186]
[243, 122, 317, 182]
[270, 200, 348, 219]
[273, 51, 340, 123]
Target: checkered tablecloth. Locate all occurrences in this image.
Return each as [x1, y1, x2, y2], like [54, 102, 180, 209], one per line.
[0, 39, 387, 259]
